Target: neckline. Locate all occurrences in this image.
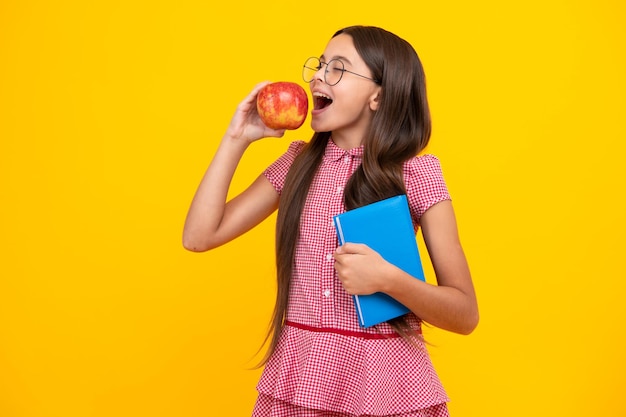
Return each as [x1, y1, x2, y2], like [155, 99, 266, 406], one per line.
[324, 137, 364, 161]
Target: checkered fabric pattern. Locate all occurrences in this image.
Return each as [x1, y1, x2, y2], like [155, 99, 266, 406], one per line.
[252, 393, 449, 417]
[256, 139, 452, 417]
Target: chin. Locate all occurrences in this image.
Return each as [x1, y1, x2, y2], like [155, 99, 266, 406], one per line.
[311, 119, 331, 133]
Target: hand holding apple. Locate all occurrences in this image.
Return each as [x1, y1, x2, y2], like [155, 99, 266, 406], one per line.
[256, 82, 308, 130]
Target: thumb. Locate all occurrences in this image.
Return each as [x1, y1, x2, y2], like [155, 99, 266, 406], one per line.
[337, 242, 369, 254]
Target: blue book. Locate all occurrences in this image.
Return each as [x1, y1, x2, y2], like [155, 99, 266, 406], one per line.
[333, 195, 425, 327]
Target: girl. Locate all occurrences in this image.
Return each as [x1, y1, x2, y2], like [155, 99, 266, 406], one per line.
[183, 26, 478, 417]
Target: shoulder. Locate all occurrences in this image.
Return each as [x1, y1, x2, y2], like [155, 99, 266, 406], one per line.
[269, 140, 307, 167]
[404, 154, 445, 177]
[286, 140, 307, 154]
[403, 154, 451, 221]
[273, 140, 307, 167]
[263, 140, 307, 194]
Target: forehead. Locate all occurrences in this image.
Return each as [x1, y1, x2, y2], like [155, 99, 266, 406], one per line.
[321, 34, 362, 65]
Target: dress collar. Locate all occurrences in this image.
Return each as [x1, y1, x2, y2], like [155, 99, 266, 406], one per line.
[323, 137, 364, 162]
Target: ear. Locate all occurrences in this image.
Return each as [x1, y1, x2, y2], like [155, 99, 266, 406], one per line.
[368, 87, 381, 111]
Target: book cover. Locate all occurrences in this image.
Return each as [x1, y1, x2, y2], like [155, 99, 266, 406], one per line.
[333, 195, 425, 327]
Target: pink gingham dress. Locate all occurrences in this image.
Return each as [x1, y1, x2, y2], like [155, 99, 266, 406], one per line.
[254, 138, 452, 417]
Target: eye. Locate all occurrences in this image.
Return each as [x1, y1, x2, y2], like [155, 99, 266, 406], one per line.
[328, 60, 345, 73]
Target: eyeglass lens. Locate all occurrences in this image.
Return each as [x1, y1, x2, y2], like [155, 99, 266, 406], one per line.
[302, 57, 344, 86]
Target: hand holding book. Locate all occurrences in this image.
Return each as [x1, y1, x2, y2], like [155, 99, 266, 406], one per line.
[333, 195, 426, 328]
[333, 242, 395, 296]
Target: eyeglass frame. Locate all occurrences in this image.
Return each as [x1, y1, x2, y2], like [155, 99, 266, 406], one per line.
[302, 56, 380, 86]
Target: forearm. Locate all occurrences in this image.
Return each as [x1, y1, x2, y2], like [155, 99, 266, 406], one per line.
[182, 135, 249, 251]
[382, 265, 479, 335]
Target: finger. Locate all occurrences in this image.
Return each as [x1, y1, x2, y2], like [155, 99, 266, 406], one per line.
[239, 81, 273, 109]
[333, 247, 348, 260]
[264, 128, 286, 138]
[337, 242, 369, 254]
[249, 81, 272, 100]
[254, 80, 272, 90]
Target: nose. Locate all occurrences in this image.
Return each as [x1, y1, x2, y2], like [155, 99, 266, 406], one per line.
[314, 62, 326, 83]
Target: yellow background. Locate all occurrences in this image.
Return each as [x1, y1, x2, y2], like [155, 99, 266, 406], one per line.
[1, 1, 624, 416]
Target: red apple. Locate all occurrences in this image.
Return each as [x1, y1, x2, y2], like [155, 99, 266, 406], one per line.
[256, 82, 308, 130]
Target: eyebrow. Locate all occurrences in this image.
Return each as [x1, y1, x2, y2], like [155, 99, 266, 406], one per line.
[320, 54, 353, 66]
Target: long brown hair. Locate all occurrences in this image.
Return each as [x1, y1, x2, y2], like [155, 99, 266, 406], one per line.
[260, 26, 431, 365]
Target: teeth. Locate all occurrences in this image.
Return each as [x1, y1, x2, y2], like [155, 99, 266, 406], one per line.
[313, 92, 331, 100]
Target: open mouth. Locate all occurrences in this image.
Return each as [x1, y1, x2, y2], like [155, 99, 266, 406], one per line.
[313, 92, 333, 110]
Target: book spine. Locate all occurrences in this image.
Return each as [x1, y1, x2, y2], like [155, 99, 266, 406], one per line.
[333, 217, 366, 327]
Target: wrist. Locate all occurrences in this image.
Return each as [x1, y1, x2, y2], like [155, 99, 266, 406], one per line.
[379, 262, 401, 295]
[221, 133, 251, 151]
[381, 262, 423, 299]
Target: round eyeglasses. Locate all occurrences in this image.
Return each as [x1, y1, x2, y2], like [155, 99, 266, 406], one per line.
[302, 57, 380, 86]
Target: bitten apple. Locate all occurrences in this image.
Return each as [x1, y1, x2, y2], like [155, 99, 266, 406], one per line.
[256, 82, 308, 130]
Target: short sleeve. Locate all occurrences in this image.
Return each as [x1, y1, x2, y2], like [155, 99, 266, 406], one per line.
[404, 154, 451, 221]
[263, 140, 306, 194]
